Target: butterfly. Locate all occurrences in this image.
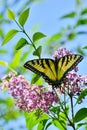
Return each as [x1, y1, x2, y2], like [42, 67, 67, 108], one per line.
[24, 54, 83, 88]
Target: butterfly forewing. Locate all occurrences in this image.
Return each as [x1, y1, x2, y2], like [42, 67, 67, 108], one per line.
[57, 54, 83, 81]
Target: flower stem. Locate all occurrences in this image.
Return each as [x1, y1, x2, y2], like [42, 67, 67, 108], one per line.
[70, 94, 76, 130]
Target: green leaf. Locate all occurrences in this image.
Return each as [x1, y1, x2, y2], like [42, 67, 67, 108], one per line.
[0, 60, 17, 74]
[77, 31, 87, 35]
[37, 119, 49, 130]
[76, 0, 82, 6]
[81, 8, 87, 15]
[50, 106, 60, 115]
[77, 46, 85, 55]
[0, 28, 4, 38]
[33, 46, 42, 58]
[29, 24, 41, 35]
[31, 74, 41, 84]
[2, 29, 18, 45]
[83, 46, 87, 49]
[48, 33, 62, 44]
[21, 51, 30, 62]
[68, 33, 77, 40]
[37, 113, 49, 130]
[24, 111, 39, 130]
[60, 12, 76, 19]
[7, 9, 15, 20]
[10, 50, 21, 68]
[18, 8, 30, 26]
[76, 122, 87, 129]
[4, 110, 20, 121]
[0, 49, 8, 54]
[45, 122, 52, 130]
[6, 97, 14, 107]
[52, 119, 66, 130]
[52, 107, 68, 130]
[15, 38, 28, 50]
[76, 88, 87, 104]
[0, 60, 8, 66]
[74, 108, 87, 122]
[33, 32, 46, 42]
[37, 122, 44, 130]
[77, 19, 87, 26]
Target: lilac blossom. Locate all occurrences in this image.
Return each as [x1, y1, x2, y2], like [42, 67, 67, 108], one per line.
[1, 72, 58, 113]
[61, 72, 87, 95]
[53, 47, 72, 59]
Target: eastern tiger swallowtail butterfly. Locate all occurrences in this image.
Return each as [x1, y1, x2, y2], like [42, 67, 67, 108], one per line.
[24, 54, 83, 88]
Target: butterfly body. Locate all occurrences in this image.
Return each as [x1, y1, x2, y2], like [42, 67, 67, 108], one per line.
[24, 54, 83, 87]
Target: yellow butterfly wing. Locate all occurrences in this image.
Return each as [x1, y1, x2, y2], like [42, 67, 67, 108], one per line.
[57, 54, 83, 82]
[24, 59, 57, 84]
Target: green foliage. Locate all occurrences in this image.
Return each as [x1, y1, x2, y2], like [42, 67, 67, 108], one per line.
[31, 74, 41, 84]
[0, 49, 8, 54]
[67, 33, 77, 40]
[21, 50, 31, 63]
[33, 45, 42, 57]
[15, 38, 28, 50]
[81, 8, 87, 15]
[50, 106, 60, 116]
[77, 19, 87, 26]
[25, 111, 38, 130]
[76, 88, 87, 104]
[4, 110, 20, 121]
[25, 111, 49, 130]
[52, 119, 66, 130]
[76, 122, 87, 129]
[47, 33, 62, 44]
[74, 108, 87, 122]
[0, 60, 8, 67]
[2, 29, 18, 45]
[37, 113, 50, 130]
[77, 46, 85, 55]
[60, 12, 76, 19]
[83, 46, 87, 49]
[10, 50, 21, 68]
[49, 105, 69, 130]
[0, 97, 21, 121]
[7, 9, 15, 20]
[0, 60, 17, 74]
[18, 8, 30, 26]
[77, 31, 87, 35]
[33, 32, 46, 42]
[25, 110, 50, 130]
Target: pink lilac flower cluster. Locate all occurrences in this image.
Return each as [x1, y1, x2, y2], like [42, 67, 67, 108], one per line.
[53, 47, 72, 59]
[53, 47, 87, 95]
[61, 73, 87, 95]
[1, 72, 58, 113]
